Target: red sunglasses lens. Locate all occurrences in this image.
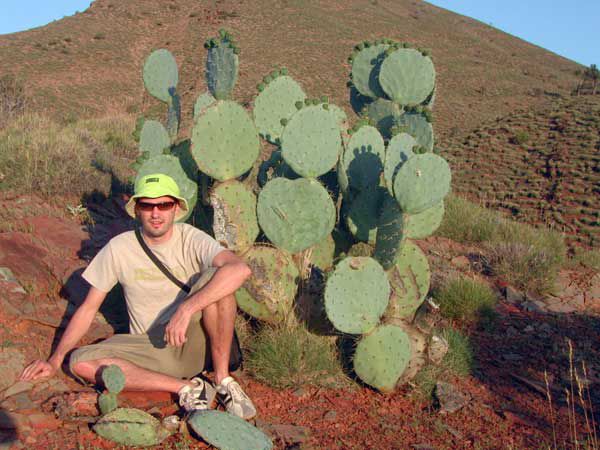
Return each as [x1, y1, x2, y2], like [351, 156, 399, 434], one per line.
[137, 201, 176, 211]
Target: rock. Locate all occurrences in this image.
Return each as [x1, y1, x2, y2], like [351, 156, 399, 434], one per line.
[1, 392, 36, 411]
[1, 382, 33, 399]
[0, 268, 26, 294]
[544, 302, 577, 314]
[292, 387, 309, 398]
[323, 410, 337, 421]
[504, 285, 524, 304]
[27, 413, 62, 430]
[0, 412, 27, 430]
[523, 325, 534, 333]
[0, 350, 25, 392]
[434, 382, 471, 414]
[428, 335, 449, 364]
[255, 419, 311, 444]
[522, 301, 546, 313]
[539, 323, 552, 334]
[506, 326, 518, 337]
[589, 274, 600, 301]
[450, 255, 470, 269]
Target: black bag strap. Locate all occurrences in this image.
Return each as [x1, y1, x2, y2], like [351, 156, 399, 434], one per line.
[135, 228, 191, 293]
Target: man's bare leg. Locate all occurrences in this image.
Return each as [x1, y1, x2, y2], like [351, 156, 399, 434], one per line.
[201, 294, 236, 385]
[72, 358, 191, 393]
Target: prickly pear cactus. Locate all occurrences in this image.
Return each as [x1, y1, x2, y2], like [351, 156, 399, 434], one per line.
[98, 392, 118, 415]
[324, 256, 390, 334]
[188, 410, 273, 450]
[143, 49, 178, 103]
[102, 364, 126, 394]
[280, 103, 342, 178]
[139, 120, 170, 158]
[235, 245, 299, 322]
[253, 71, 306, 143]
[205, 29, 240, 100]
[339, 125, 385, 193]
[210, 180, 259, 252]
[257, 178, 336, 254]
[191, 100, 260, 181]
[93, 408, 173, 447]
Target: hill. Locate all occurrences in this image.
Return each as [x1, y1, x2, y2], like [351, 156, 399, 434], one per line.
[0, 0, 582, 136]
[446, 95, 600, 248]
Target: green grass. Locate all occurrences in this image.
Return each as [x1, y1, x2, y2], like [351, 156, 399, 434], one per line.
[567, 247, 600, 272]
[0, 112, 136, 199]
[436, 195, 503, 243]
[413, 328, 474, 397]
[245, 322, 349, 389]
[437, 195, 567, 295]
[434, 277, 497, 322]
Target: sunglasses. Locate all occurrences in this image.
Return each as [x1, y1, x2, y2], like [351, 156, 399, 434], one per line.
[136, 201, 177, 212]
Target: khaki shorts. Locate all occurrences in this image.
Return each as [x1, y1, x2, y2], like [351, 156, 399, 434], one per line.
[69, 268, 217, 381]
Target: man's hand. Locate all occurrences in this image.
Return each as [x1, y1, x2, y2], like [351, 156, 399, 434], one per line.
[164, 305, 192, 347]
[19, 359, 58, 381]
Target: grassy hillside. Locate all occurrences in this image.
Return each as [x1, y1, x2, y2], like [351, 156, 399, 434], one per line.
[0, 0, 581, 135]
[446, 95, 600, 248]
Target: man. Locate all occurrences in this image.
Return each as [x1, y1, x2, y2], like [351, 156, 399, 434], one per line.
[20, 173, 256, 419]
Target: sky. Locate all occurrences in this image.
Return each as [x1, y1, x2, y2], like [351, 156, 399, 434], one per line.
[0, 0, 597, 67]
[426, 1, 598, 67]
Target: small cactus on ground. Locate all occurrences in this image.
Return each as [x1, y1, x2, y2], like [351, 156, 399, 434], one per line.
[93, 407, 174, 447]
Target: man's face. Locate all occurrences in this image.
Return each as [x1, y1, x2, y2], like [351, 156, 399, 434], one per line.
[135, 195, 179, 240]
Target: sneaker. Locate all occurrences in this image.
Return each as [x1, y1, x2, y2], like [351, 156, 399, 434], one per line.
[178, 377, 216, 413]
[216, 376, 257, 420]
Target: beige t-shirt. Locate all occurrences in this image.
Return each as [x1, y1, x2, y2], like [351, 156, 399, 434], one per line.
[82, 223, 224, 334]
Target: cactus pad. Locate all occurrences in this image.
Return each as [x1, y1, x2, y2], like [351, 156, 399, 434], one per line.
[353, 324, 412, 392]
[324, 256, 390, 334]
[351, 44, 389, 98]
[393, 153, 451, 214]
[328, 104, 349, 128]
[340, 125, 385, 192]
[93, 408, 172, 447]
[210, 180, 259, 252]
[395, 111, 434, 151]
[386, 240, 431, 319]
[139, 120, 171, 157]
[280, 105, 342, 178]
[384, 132, 416, 195]
[188, 410, 273, 450]
[374, 192, 404, 270]
[235, 246, 299, 322]
[345, 186, 385, 244]
[379, 49, 435, 106]
[404, 201, 445, 239]
[206, 43, 239, 100]
[366, 98, 403, 139]
[101, 364, 125, 394]
[191, 100, 260, 181]
[308, 233, 336, 272]
[257, 178, 336, 254]
[193, 91, 216, 122]
[136, 154, 198, 222]
[143, 49, 178, 103]
[98, 392, 118, 415]
[253, 75, 306, 143]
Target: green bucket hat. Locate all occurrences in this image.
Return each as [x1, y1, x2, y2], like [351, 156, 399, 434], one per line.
[125, 173, 189, 221]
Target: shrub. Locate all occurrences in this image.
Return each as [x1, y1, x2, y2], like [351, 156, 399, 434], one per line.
[567, 247, 600, 272]
[434, 277, 497, 322]
[245, 323, 348, 389]
[487, 221, 566, 294]
[0, 74, 26, 128]
[436, 195, 503, 243]
[413, 328, 474, 397]
[511, 131, 530, 145]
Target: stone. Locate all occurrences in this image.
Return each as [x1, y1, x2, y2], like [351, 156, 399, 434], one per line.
[434, 382, 471, 414]
[0, 412, 27, 430]
[544, 302, 577, 314]
[1, 382, 33, 399]
[522, 301, 546, 313]
[1, 392, 36, 411]
[0, 349, 25, 392]
[589, 274, 600, 301]
[255, 420, 311, 444]
[323, 410, 337, 421]
[27, 413, 62, 430]
[504, 285, 524, 304]
[292, 387, 309, 398]
[450, 255, 470, 269]
[428, 335, 449, 364]
[523, 325, 534, 333]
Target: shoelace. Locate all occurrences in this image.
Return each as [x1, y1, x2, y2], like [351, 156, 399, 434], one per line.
[182, 385, 208, 408]
[226, 381, 250, 403]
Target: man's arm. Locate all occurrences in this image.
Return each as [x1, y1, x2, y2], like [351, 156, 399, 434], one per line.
[164, 250, 251, 346]
[20, 286, 107, 381]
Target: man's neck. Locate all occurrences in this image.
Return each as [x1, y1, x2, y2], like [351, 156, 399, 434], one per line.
[142, 226, 175, 246]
